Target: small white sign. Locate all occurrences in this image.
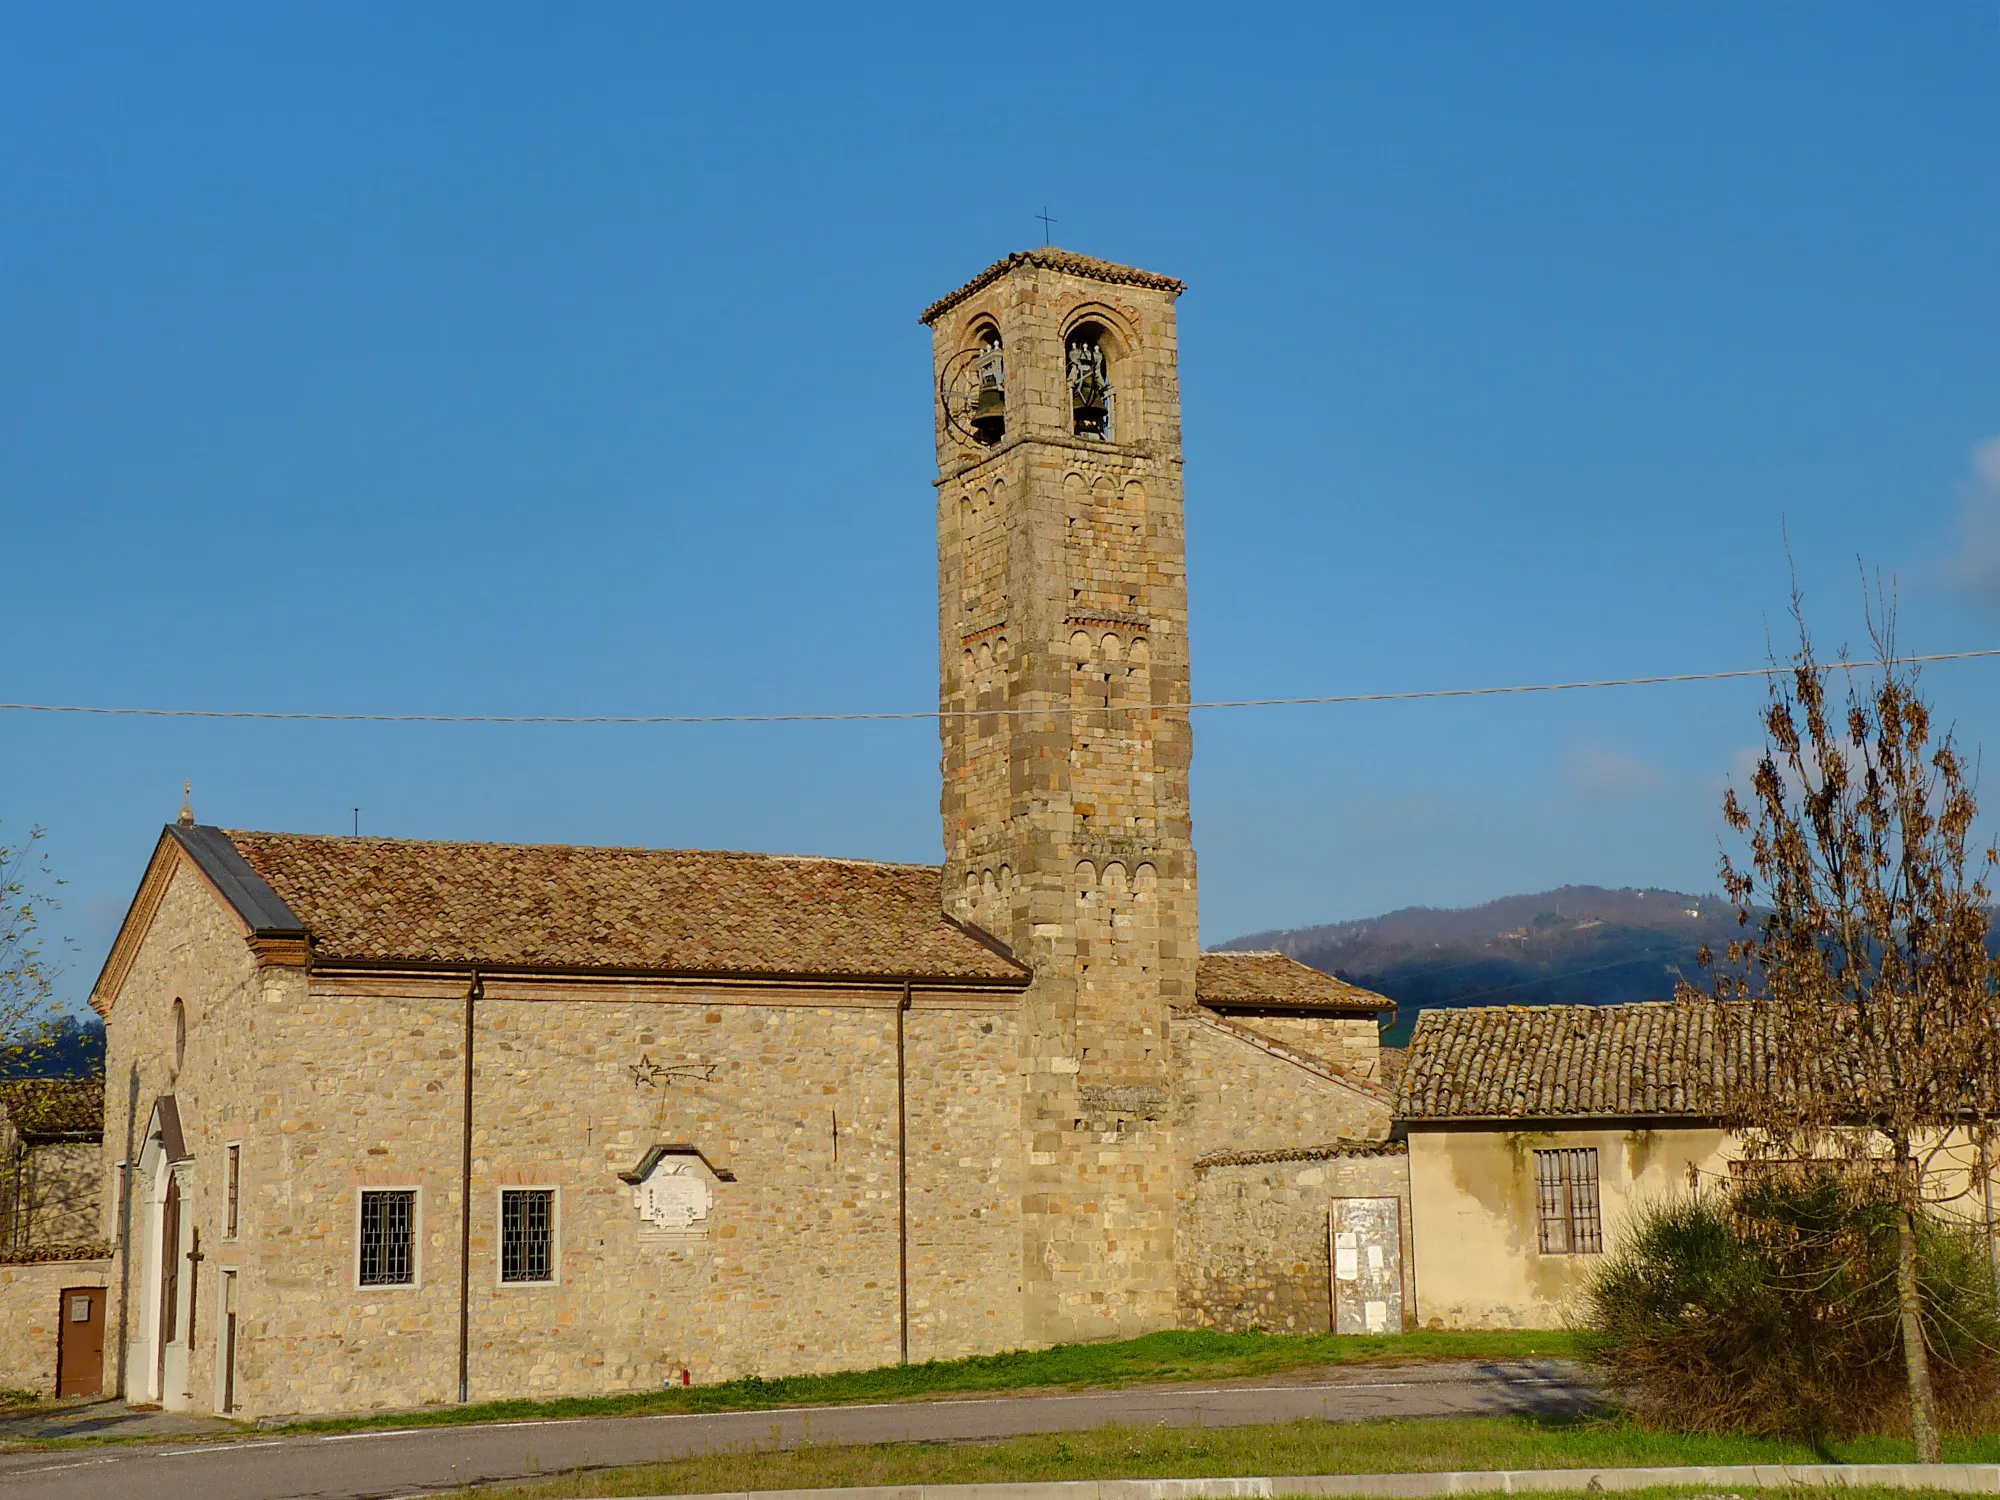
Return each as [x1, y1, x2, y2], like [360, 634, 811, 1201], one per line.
[1366, 1244, 1384, 1273]
[1335, 1245, 1359, 1281]
[1364, 1299, 1389, 1333]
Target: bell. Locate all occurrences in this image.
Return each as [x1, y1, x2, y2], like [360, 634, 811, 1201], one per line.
[1073, 392, 1108, 436]
[971, 383, 1006, 443]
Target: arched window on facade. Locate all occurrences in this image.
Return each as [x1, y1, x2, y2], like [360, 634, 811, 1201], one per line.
[1067, 324, 1113, 439]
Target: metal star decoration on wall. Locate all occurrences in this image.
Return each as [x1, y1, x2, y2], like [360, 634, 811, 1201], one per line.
[629, 1054, 719, 1090]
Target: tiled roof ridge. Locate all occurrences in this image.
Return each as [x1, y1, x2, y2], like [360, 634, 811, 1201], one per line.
[921, 247, 1186, 325]
[1196, 1009, 1393, 1103]
[1194, 1138, 1405, 1171]
[225, 828, 943, 874]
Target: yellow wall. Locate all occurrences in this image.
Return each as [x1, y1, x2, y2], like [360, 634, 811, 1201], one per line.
[1410, 1122, 2000, 1330]
[1407, 1123, 1731, 1329]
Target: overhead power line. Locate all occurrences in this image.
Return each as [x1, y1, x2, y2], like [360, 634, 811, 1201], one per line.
[1, 648, 1995, 726]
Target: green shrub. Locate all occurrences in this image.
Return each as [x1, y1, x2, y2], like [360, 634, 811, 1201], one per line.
[1578, 1174, 2000, 1439]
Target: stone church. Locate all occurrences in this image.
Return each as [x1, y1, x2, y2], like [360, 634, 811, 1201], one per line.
[53, 249, 1405, 1418]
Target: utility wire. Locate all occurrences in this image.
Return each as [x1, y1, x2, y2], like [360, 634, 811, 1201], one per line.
[1, 648, 1995, 726]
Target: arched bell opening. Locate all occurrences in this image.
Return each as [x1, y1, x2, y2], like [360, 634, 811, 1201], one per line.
[966, 322, 1006, 445]
[1066, 322, 1114, 439]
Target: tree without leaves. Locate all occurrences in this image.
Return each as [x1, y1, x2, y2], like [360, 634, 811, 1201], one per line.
[0, 824, 65, 1076]
[1682, 590, 2000, 1460]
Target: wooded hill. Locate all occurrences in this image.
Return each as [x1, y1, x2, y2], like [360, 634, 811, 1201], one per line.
[1218, 886, 1740, 1045]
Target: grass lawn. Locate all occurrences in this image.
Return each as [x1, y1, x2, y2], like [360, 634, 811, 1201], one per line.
[462, 1413, 2000, 1499]
[268, 1327, 1579, 1437]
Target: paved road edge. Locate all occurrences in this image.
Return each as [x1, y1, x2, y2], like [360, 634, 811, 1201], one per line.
[604, 1465, 2000, 1500]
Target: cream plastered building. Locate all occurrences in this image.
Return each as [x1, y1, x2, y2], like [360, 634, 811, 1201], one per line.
[1395, 999, 2000, 1330]
[67, 249, 1401, 1420]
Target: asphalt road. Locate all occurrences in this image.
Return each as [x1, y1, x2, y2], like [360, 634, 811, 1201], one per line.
[0, 1360, 1598, 1500]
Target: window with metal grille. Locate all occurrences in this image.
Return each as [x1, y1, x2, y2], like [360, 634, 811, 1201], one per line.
[358, 1190, 416, 1286]
[1534, 1148, 1603, 1255]
[501, 1189, 555, 1283]
[225, 1144, 240, 1240]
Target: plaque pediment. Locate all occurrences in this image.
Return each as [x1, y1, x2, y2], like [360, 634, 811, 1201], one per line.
[619, 1144, 731, 1244]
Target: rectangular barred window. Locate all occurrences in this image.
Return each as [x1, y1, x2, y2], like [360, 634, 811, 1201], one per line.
[501, 1189, 556, 1283]
[225, 1144, 240, 1240]
[358, 1190, 417, 1286]
[1534, 1148, 1603, 1255]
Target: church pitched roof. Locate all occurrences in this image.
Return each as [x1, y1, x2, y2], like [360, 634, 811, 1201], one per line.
[184, 828, 1028, 985]
[1196, 951, 1389, 1014]
[920, 247, 1185, 325]
[1395, 999, 1769, 1122]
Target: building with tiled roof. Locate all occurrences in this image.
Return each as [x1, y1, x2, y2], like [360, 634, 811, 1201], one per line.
[1395, 999, 1762, 1122]
[47, 248, 1409, 1419]
[0, 1079, 106, 1264]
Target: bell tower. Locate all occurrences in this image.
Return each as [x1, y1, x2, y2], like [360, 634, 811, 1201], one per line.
[922, 249, 1196, 1344]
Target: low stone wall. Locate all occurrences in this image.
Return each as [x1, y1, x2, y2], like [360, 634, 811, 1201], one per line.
[1179, 1144, 1410, 1334]
[0, 1252, 112, 1396]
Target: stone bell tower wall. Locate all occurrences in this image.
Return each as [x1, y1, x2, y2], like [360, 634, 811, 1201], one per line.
[924, 250, 1196, 1344]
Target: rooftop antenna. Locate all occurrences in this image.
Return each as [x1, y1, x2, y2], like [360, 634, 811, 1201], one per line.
[178, 780, 194, 827]
[352, 807, 361, 837]
[1036, 208, 1056, 246]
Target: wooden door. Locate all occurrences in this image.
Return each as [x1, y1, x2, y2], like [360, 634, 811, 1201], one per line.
[221, 1272, 238, 1414]
[56, 1287, 104, 1398]
[156, 1173, 181, 1394]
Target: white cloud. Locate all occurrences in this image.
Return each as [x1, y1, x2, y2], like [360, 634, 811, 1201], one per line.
[1569, 746, 1665, 799]
[1946, 436, 2000, 607]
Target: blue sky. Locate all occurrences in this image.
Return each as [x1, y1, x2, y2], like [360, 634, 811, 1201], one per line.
[5, 4, 1998, 1006]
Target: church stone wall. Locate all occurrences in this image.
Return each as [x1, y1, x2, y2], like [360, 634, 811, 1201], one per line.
[106, 871, 1025, 1420]
[1230, 1015, 1384, 1084]
[1170, 1013, 1401, 1333]
[1173, 1015, 1390, 1162]
[1178, 1152, 1409, 1334]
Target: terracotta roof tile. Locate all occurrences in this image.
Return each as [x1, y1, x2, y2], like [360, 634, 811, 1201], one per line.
[0, 1079, 103, 1142]
[1396, 1000, 1772, 1121]
[1196, 951, 1389, 1013]
[1194, 1138, 1407, 1171]
[920, 247, 1185, 325]
[223, 831, 1028, 984]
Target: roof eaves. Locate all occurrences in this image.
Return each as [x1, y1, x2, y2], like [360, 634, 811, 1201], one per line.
[920, 248, 1186, 326]
[305, 955, 1033, 988]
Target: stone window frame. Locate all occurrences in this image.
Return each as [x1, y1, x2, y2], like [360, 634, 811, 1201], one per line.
[353, 1185, 424, 1291]
[495, 1185, 561, 1288]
